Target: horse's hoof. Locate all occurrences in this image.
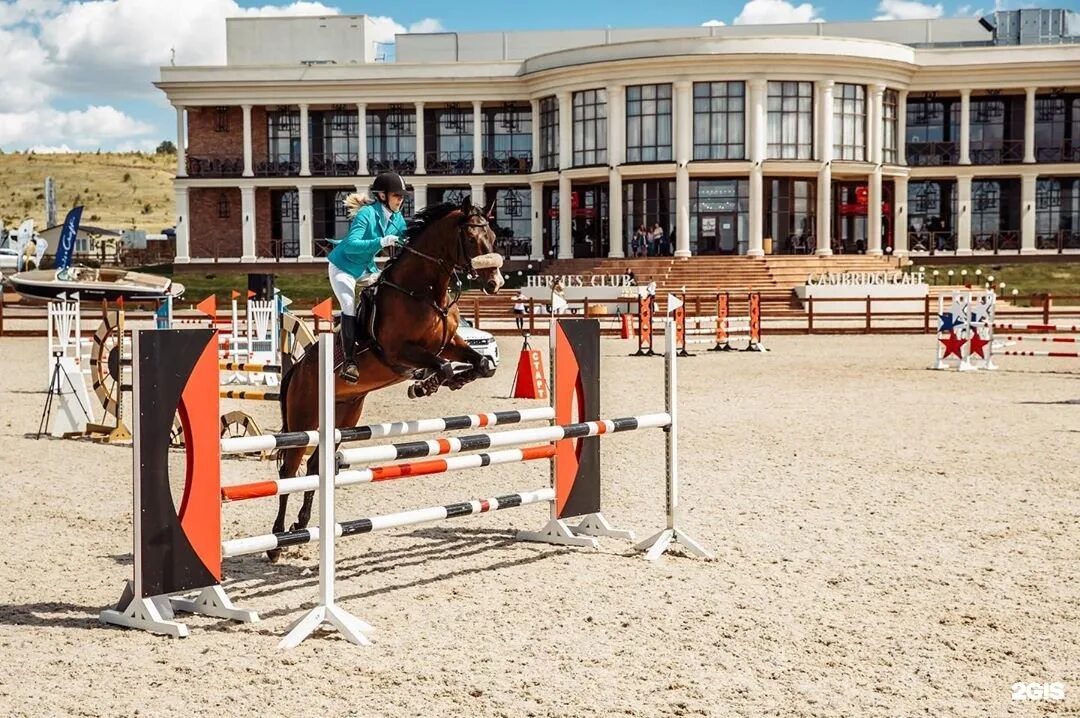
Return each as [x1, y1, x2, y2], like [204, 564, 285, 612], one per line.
[478, 358, 496, 378]
[408, 384, 422, 399]
[267, 548, 282, 563]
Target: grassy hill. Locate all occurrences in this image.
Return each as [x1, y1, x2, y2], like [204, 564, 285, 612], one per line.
[0, 151, 175, 233]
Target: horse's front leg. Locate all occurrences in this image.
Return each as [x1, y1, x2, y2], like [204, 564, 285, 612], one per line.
[393, 342, 456, 398]
[440, 336, 496, 391]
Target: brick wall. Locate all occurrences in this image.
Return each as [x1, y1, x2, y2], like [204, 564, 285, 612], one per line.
[255, 188, 273, 256]
[252, 106, 269, 170]
[189, 187, 242, 259]
[186, 106, 243, 158]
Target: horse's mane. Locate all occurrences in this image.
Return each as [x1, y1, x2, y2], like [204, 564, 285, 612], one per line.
[380, 202, 461, 277]
[403, 202, 458, 243]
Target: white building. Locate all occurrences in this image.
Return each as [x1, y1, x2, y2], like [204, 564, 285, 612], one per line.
[156, 8, 1080, 266]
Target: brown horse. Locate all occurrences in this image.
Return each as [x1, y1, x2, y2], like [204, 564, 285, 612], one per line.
[269, 196, 505, 559]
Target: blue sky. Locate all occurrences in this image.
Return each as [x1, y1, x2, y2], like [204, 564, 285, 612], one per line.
[0, 0, 1066, 152]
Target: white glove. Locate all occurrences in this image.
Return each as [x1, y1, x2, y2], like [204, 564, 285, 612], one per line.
[380, 235, 399, 248]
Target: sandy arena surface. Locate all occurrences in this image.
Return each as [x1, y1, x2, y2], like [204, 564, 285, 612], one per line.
[0, 332, 1076, 717]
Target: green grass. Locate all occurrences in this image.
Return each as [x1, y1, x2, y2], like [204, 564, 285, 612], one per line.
[159, 269, 532, 309]
[913, 262, 1080, 303]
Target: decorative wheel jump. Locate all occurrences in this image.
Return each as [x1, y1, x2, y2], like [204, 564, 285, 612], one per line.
[85, 309, 131, 442]
[281, 311, 316, 368]
[171, 410, 267, 459]
[89, 311, 124, 418]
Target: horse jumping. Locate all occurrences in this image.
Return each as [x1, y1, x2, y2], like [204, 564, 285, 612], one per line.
[270, 195, 505, 559]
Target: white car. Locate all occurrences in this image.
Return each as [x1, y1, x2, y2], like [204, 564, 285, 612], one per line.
[456, 317, 500, 368]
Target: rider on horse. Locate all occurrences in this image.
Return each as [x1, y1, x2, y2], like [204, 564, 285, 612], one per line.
[326, 172, 411, 383]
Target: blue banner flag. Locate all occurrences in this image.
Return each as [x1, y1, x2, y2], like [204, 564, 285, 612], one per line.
[54, 206, 83, 271]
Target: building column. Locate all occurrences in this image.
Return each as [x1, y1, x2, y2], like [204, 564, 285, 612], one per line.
[470, 182, 485, 210]
[175, 187, 190, 263]
[472, 101, 484, 174]
[410, 181, 427, 213]
[558, 174, 572, 259]
[530, 181, 544, 261]
[748, 78, 766, 257]
[299, 104, 311, 177]
[1024, 87, 1037, 164]
[530, 99, 541, 172]
[816, 79, 834, 255]
[897, 90, 908, 166]
[242, 104, 254, 177]
[956, 175, 972, 255]
[240, 186, 256, 262]
[609, 170, 624, 258]
[557, 92, 573, 259]
[674, 80, 692, 258]
[298, 185, 313, 261]
[959, 90, 971, 166]
[868, 84, 886, 256]
[558, 92, 572, 171]
[357, 103, 368, 176]
[1021, 173, 1037, 253]
[175, 106, 187, 178]
[415, 102, 426, 175]
[893, 175, 909, 256]
[607, 85, 625, 258]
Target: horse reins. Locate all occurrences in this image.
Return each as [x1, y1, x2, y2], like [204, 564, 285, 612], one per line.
[380, 208, 497, 354]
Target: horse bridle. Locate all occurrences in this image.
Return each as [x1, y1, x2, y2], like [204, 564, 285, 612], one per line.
[397, 207, 502, 282]
[380, 206, 504, 354]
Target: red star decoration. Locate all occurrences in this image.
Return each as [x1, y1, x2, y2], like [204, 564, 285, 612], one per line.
[969, 332, 991, 358]
[939, 331, 966, 359]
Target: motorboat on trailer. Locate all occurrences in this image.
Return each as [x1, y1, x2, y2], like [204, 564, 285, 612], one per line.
[4, 207, 183, 303]
[7, 265, 184, 302]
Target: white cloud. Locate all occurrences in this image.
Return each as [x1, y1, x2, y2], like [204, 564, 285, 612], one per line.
[0, 1, 442, 150]
[955, 4, 986, 16]
[365, 14, 445, 47]
[874, 0, 944, 20]
[733, 0, 822, 25]
[701, 19, 727, 26]
[0, 105, 153, 149]
[0, 27, 52, 111]
[27, 143, 78, 153]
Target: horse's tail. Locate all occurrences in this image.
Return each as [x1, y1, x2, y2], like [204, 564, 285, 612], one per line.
[277, 355, 297, 435]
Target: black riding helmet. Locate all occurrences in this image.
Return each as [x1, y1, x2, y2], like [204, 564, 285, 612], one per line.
[370, 172, 412, 197]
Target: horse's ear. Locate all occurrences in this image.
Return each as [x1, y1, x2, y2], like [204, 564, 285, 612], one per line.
[461, 194, 473, 213]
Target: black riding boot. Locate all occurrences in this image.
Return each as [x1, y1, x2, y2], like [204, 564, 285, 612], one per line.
[340, 314, 359, 383]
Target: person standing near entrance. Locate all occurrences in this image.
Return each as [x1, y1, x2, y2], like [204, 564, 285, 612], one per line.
[326, 172, 410, 383]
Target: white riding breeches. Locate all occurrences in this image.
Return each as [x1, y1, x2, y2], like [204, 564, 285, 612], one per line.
[328, 262, 379, 317]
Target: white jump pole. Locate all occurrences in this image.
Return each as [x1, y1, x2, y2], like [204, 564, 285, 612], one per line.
[636, 316, 714, 561]
[279, 332, 374, 650]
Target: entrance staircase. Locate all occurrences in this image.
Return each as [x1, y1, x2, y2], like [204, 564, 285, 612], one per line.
[533, 255, 906, 318]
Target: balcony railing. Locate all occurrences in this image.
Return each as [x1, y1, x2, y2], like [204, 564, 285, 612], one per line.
[494, 236, 532, 258]
[484, 151, 533, 175]
[311, 152, 359, 177]
[1035, 141, 1080, 163]
[972, 230, 1020, 253]
[907, 231, 957, 254]
[265, 237, 301, 259]
[186, 155, 244, 178]
[255, 158, 301, 177]
[969, 139, 1024, 165]
[313, 239, 334, 258]
[424, 150, 474, 176]
[1035, 229, 1080, 252]
[369, 154, 416, 175]
[906, 141, 960, 166]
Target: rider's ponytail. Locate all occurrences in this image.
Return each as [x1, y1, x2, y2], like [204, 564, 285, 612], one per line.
[342, 192, 374, 219]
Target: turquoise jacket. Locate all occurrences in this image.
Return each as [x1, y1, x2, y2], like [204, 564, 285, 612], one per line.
[326, 201, 407, 277]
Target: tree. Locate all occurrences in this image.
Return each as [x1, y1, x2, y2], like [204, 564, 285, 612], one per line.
[156, 140, 177, 155]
